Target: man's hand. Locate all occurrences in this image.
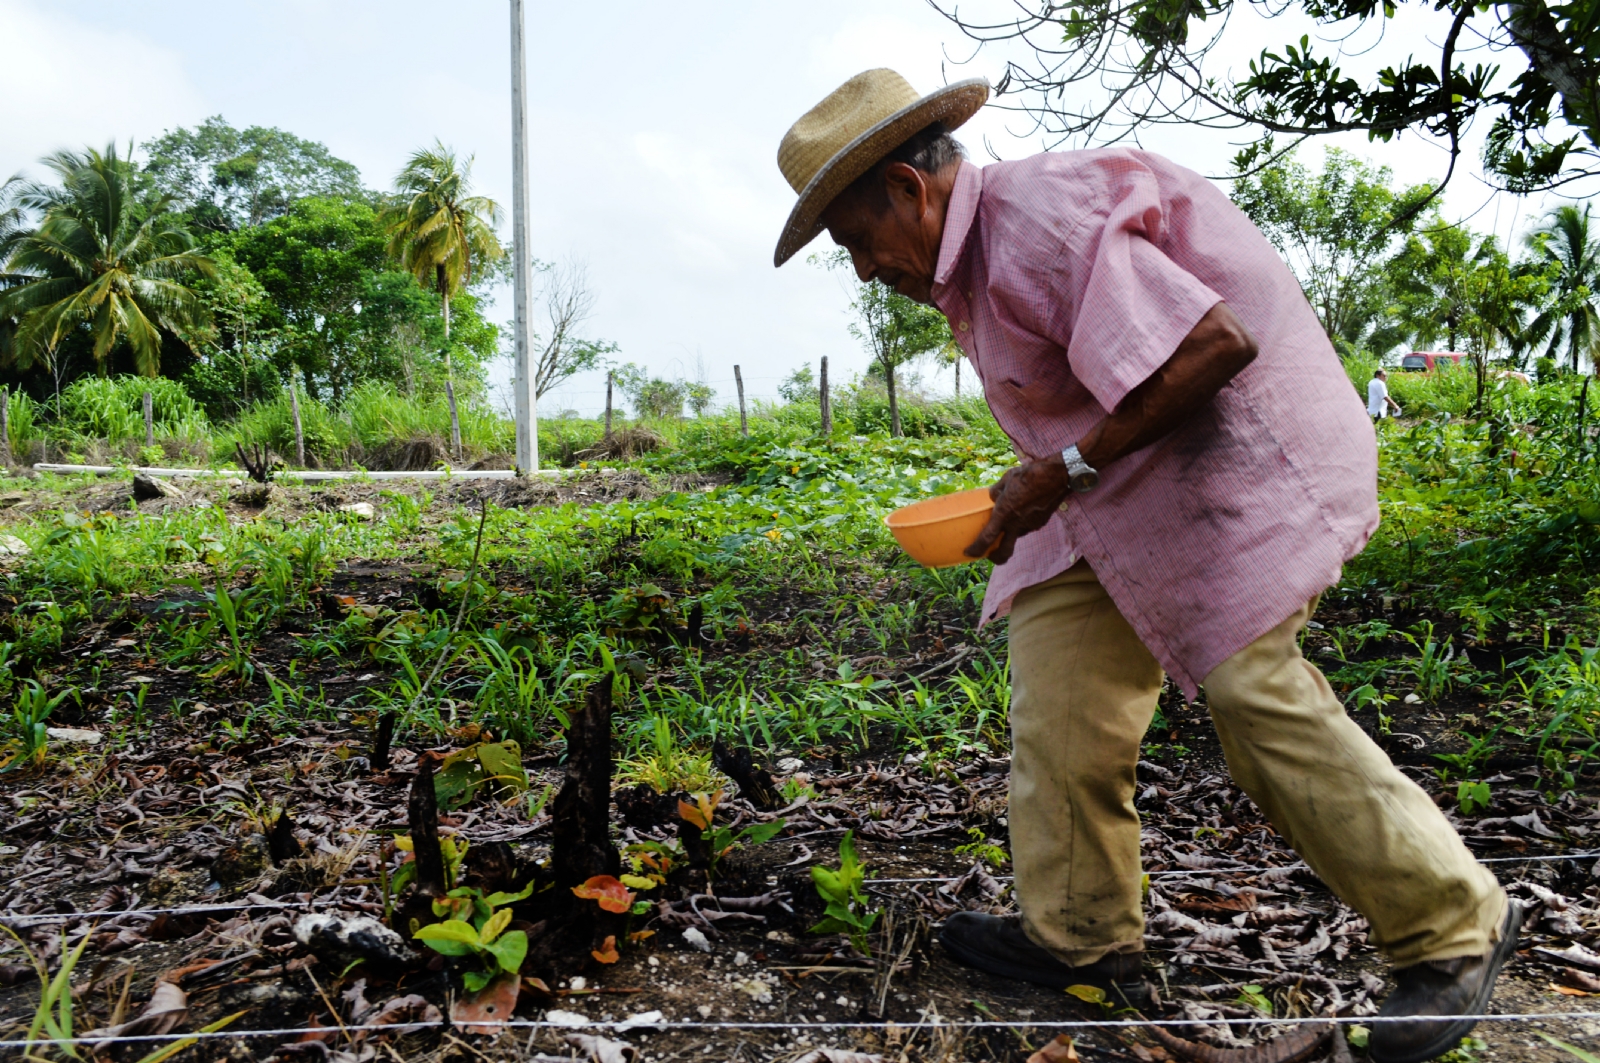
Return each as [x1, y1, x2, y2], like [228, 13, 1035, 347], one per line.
[963, 455, 1071, 564]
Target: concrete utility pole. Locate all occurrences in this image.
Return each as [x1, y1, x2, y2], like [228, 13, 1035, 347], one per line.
[510, 0, 539, 473]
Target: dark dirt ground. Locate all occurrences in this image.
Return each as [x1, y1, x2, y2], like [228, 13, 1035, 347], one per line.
[3, 474, 1600, 1063]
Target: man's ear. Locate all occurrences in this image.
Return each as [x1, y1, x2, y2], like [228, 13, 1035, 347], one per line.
[882, 161, 927, 213]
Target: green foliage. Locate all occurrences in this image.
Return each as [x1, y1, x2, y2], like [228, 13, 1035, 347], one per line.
[2, 679, 70, 773]
[1456, 780, 1493, 814]
[808, 830, 880, 954]
[677, 789, 786, 879]
[412, 882, 534, 991]
[228, 196, 496, 402]
[932, 0, 1599, 193]
[816, 248, 953, 437]
[1523, 204, 1600, 374]
[0, 143, 215, 377]
[1232, 148, 1430, 351]
[55, 375, 209, 445]
[953, 826, 1009, 868]
[142, 115, 363, 231]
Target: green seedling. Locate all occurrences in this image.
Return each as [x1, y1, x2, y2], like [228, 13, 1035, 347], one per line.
[677, 789, 785, 879]
[3, 680, 73, 773]
[1456, 780, 1493, 814]
[413, 882, 534, 992]
[808, 829, 881, 954]
[953, 827, 1009, 868]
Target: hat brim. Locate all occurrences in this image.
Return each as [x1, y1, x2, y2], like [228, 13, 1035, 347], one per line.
[773, 78, 990, 267]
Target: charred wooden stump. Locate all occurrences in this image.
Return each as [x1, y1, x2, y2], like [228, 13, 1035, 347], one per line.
[713, 739, 780, 811]
[372, 712, 396, 771]
[524, 675, 624, 969]
[396, 753, 447, 932]
[267, 807, 303, 864]
[550, 674, 622, 888]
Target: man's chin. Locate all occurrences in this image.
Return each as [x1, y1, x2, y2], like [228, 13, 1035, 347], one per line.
[894, 278, 935, 304]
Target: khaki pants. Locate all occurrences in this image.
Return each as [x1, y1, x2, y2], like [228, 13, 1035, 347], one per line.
[1008, 560, 1505, 968]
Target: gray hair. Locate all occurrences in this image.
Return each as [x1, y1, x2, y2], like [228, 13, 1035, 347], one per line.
[841, 122, 965, 214]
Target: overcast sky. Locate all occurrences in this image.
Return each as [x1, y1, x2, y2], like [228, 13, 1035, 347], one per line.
[0, 0, 1564, 416]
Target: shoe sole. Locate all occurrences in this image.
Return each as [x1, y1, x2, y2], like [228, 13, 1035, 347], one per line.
[1370, 901, 1526, 1063]
[936, 924, 1149, 1007]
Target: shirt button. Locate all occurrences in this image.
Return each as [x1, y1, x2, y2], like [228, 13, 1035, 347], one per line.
[958, 321, 970, 332]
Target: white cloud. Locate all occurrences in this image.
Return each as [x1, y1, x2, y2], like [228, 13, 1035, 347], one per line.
[0, 0, 206, 180]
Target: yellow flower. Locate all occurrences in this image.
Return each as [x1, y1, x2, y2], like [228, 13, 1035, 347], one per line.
[765, 529, 782, 541]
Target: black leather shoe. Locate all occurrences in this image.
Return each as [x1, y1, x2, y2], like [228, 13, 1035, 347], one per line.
[1370, 902, 1525, 1063]
[938, 911, 1148, 1006]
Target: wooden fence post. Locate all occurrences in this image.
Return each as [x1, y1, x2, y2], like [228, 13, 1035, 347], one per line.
[604, 370, 614, 438]
[142, 391, 154, 448]
[445, 380, 463, 464]
[734, 365, 748, 438]
[289, 382, 306, 468]
[0, 387, 11, 466]
[819, 356, 831, 436]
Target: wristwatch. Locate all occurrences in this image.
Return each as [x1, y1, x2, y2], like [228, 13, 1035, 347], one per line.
[1060, 443, 1100, 495]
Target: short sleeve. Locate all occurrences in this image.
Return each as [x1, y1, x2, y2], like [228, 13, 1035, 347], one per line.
[1057, 169, 1223, 413]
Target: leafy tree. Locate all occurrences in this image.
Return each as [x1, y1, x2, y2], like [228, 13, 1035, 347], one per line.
[821, 250, 952, 437]
[192, 248, 272, 407]
[685, 380, 716, 417]
[933, 0, 1599, 196]
[228, 196, 494, 403]
[778, 365, 817, 404]
[142, 117, 363, 230]
[1523, 204, 1600, 373]
[613, 363, 686, 419]
[380, 142, 503, 356]
[1231, 149, 1428, 352]
[1389, 221, 1547, 405]
[0, 144, 214, 384]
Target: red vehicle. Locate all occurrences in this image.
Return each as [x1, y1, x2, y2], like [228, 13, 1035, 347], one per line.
[1399, 351, 1468, 372]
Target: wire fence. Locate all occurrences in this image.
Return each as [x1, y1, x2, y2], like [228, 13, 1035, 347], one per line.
[2, 1011, 1598, 1051]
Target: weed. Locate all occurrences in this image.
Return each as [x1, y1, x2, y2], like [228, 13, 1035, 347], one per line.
[3, 681, 73, 773]
[808, 829, 881, 954]
[953, 827, 1009, 868]
[677, 789, 785, 879]
[413, 882, 535, 992]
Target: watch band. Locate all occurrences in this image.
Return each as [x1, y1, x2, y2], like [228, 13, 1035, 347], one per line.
[1060, 444, 1100, 495]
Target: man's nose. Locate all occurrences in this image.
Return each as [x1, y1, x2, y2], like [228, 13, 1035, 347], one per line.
[851, 251, 875, 283]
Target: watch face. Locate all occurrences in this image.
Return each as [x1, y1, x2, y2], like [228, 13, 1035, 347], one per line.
[1071, 468, 1099, 493]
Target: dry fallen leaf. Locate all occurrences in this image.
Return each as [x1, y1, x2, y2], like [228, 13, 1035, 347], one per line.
[1027, 1035, 1081, 1063]
[450, 971, 520, 1034]
[82, 980, 187, 1040]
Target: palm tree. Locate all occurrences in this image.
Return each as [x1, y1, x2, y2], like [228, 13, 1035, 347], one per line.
[1524, 204, 1600, 374]
[380, 142, 503, 458]
[381, 142, 503, 340]
[0, 144, 214, 380]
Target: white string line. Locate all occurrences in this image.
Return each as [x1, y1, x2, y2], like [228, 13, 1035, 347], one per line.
[6, 1011, 1600, 1049]
[2, 849, 1592, 926]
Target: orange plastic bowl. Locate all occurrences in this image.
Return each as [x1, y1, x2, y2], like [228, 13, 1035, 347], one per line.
[884, 487, 996, 568]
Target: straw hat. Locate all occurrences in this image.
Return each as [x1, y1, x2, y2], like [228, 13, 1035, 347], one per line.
[774, 68, 989, 266]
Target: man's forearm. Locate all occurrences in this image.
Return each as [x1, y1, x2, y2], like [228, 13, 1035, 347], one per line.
[1075, 302, 1258, 470]
[965, 301, 1259, 563]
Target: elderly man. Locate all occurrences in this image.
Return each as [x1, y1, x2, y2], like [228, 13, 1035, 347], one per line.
[773, 69, 1518, 1063]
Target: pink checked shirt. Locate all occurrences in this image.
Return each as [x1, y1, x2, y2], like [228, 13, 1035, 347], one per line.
[935, 151, 1378, 697]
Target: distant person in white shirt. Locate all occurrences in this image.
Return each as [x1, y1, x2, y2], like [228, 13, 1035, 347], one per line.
[1368, 370, 1401, 420]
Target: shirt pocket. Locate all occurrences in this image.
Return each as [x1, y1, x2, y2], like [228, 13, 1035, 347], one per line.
[997, 353, 1084, 417]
